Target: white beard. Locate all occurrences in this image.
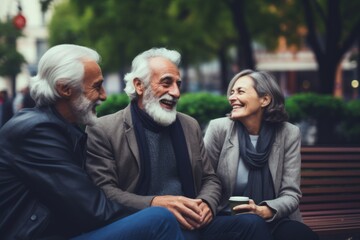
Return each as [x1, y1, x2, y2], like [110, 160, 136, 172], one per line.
[71, 94, 99, 126]
[143, 87, 177, 126]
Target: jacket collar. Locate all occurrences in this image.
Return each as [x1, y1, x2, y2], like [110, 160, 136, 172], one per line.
[123, 105, 141, 166]
[226, 120, 281, 189]
[47, 105, 87, 151]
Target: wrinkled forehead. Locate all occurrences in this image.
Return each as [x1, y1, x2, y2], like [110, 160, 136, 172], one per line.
[148, 57, 180, 79]
[82, 60, 103, 84]
[227, 75, 255, 97]
[149, 57, 178, 70]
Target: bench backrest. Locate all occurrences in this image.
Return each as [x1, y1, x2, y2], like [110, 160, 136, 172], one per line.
[300, 147, 360, 217]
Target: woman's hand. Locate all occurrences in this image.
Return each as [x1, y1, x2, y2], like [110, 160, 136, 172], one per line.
[232, 199, 275, 219]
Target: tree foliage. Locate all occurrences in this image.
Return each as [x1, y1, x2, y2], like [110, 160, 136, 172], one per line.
[49, 0, 221, 73]
[0, 20, 26, 77]
[222, 0, 360, 95]
[300, 0, 360, 94]
[47, 0, 360, 95]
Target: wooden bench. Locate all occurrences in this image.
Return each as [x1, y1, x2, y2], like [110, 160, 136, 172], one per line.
[300, 147, 360, 240]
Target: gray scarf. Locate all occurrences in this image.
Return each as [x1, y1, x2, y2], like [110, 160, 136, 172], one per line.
[237, 121, 276, 204]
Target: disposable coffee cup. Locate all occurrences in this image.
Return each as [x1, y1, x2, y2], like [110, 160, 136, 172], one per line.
[229, 196, 249, 215]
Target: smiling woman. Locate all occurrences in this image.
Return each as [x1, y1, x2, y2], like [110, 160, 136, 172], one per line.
[228, 75, 271, 135]
[204, 69, 319, 240]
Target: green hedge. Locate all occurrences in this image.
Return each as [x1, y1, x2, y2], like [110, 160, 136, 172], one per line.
[285, 93, 345, 122]
[285, 93, 346, 145]
[96, 92, 360, 145]
[340, 100, 360, 144]
[177, 92, 231, 128]
[97, 92, 230, 128]
[97, 94, 130, 117]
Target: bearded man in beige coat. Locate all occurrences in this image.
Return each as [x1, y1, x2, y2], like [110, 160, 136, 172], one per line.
[85, 48, 273, 240]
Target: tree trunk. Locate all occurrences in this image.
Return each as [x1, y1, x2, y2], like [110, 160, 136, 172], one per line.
[302, 0, 359, 95]
[218, 47, 229, 94]
[228, 0, 255, 70]
[317, 58, 338, 94]
[321, 0, 340, 94]
[358, 37, 360, 82]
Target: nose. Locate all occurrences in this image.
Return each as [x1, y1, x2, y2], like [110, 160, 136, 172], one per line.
[169, 82, 180, 98]
[228, 92, 236, 102]
[99, 86, 107, 101]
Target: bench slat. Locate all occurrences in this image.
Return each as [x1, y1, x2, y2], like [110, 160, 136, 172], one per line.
[301, 155, 360, 161]
[300, 147, 360, 237]
[301, 186, 360, 194]
[302, 162, 360, 168]
[301, 209, 360, 217]
[301, 194, 360, 203]
[304, 215, 360, 221]
[301, 178, 360, 185]
[301, 170, 360, 177]
[300, 201, 360, 211]
[304, 217, 360, 224]
[305, 221, 360, 227]
[301, 147, 360, 153]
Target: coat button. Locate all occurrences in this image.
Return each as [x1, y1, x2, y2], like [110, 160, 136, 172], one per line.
[30, 214, 37, 221]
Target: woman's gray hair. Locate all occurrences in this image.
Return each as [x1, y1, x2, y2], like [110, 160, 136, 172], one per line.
[30, 44, 100, 107]
[227, 69, 288, 123]
[123, 48, 181, 100]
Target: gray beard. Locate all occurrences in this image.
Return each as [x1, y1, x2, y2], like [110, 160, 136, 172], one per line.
[71, 94, 98, 126]
[143, 88, 177, 126]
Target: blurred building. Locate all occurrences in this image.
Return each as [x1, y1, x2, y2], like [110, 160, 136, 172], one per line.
[256, 36, 358, 100]
[193, 39, 357, 100]
[0, 1, 357, 100]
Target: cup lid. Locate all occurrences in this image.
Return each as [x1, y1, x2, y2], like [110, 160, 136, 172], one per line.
[229, 196, 249, 201]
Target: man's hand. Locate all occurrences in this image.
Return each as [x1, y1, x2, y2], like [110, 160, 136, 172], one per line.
[151, 195, 203, 230]
[198, 200, 213, 227]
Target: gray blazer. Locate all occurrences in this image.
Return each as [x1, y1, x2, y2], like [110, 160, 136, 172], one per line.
[85, 105, 221, 215]
[204, 117, 302, 222]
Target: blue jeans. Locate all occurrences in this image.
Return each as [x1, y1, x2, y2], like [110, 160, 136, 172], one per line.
[71, 207, 184, 240]
[183, 213, 272, 240]
[271, 218, 319, 240]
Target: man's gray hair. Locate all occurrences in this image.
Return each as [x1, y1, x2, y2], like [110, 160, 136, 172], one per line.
[123, 48, 181, 100]
[30, 44, 100, 106]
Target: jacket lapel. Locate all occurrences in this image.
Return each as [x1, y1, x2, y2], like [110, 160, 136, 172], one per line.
[123, 106, 141, 169]
[178, 114, 197, 192]
[216, 121, 239, 198]
[269, 133, 280, 194]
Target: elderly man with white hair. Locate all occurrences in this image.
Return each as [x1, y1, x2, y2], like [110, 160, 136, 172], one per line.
[86, 47, 273, 240]
[0, 44, 184, 240]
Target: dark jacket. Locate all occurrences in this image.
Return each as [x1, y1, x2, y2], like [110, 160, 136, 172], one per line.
[0, 97, 13, 126]
[0, 106, 132, 240]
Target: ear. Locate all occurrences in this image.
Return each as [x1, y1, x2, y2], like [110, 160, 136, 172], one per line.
[134, 78, 144, 96]
[261, 94, 271, 107]
[55, 82, 72, 98]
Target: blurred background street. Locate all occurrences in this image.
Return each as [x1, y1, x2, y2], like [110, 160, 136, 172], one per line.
[1, 0, 359, 145]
